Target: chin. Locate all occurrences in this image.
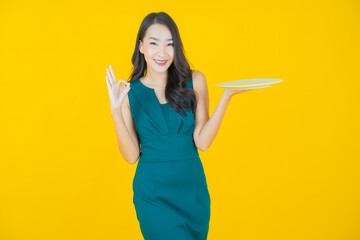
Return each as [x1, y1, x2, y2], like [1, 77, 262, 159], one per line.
[153, 65, 170, 72]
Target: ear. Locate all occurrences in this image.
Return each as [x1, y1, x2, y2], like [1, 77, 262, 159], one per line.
[139, 40, 143, 54]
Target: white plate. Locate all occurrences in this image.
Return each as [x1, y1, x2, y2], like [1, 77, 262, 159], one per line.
[216, 78, 283, 88]
[227, 84, 272, 90]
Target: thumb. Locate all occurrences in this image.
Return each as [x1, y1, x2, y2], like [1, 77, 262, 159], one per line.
[123, 83, 131, 94]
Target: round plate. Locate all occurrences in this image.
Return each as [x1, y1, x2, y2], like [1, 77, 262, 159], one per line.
[227, 84, 272, 90]
[216, 78, 283, 88]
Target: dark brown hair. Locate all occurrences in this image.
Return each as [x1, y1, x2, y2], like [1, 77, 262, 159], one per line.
[128, 12, 197, 116]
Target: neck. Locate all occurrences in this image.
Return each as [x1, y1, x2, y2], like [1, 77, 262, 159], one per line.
[145, 69, 168, 88]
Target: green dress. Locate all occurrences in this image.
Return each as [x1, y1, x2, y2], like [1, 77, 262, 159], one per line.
[128, 76, 211, 240]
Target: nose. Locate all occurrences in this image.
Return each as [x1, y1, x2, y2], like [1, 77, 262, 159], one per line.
[158, 44, 166, 57]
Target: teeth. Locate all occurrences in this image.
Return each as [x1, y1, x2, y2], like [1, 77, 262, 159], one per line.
[155, 60, 166, 63]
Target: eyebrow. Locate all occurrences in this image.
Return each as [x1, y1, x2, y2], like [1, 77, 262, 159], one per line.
[148, 37, 173, 41]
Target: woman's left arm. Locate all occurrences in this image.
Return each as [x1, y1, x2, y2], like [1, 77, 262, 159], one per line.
[192, 71, 253, 151]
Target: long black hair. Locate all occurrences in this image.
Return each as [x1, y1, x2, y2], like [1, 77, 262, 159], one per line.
[128, 12, 197, 116]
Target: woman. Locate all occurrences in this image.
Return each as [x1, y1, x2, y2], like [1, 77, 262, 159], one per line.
[105, 12, 253, 240]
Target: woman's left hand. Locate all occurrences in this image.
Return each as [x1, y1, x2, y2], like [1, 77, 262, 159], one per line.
[224, 87, 256, 99]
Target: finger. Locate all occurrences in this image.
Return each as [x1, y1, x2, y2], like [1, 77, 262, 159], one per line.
[106, 76, 112, 89]
[112, 79, 119, 95]
[106, 68, 114, 84]
[117, 79, 129, 86]
[123, 83, 131, 94]
[118, 82, 124, 92]
[118, 83, 122, 97]
[106, 68, 115, 85]
[109, 64, 116, 81]
[125, 83, 131, 92]
[125, 82, 131, 90]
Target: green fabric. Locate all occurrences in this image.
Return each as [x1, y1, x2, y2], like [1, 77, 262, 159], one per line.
[128, 76, 211, 240]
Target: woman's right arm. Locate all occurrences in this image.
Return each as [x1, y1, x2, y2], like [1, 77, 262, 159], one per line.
[105, 64, 139, 165]
[111, 94, 140, 165]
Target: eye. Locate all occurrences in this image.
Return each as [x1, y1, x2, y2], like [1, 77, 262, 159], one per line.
[150, 42, 173, 46]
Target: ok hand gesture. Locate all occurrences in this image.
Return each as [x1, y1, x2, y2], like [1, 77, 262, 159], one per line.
[105, 64, 131, 113]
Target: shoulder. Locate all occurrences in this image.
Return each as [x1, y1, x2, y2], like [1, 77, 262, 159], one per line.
[191, 70, 207, 92]
[192, 70, 206, 81]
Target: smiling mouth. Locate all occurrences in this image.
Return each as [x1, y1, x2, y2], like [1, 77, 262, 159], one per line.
[154, 59, 168, 65]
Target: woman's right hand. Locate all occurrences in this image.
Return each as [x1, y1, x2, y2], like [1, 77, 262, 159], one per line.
[105, 64, 131, 113]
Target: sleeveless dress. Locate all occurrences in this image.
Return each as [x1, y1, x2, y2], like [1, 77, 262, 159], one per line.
[128, 76, 211, 240]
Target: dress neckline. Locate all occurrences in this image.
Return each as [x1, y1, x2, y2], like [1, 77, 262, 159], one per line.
[137, 78, 168, 105]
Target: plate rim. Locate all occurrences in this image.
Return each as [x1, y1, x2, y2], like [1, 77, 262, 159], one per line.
[216, 78, 283, 86]
[227, 85, 272, 89]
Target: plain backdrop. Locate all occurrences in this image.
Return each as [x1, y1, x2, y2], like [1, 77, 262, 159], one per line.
[0, 0, 359, 239]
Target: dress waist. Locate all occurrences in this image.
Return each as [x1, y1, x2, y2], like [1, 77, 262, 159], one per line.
[139, 134, 199, 162]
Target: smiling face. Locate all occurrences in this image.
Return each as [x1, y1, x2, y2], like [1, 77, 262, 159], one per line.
[139, 23, 174, 73]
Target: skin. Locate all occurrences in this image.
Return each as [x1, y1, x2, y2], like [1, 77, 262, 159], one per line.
[138, 24, 174, 103]
[106, 23, 255, 164]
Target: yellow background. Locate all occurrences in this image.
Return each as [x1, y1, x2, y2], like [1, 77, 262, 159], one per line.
[1, 0, 359, 239]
